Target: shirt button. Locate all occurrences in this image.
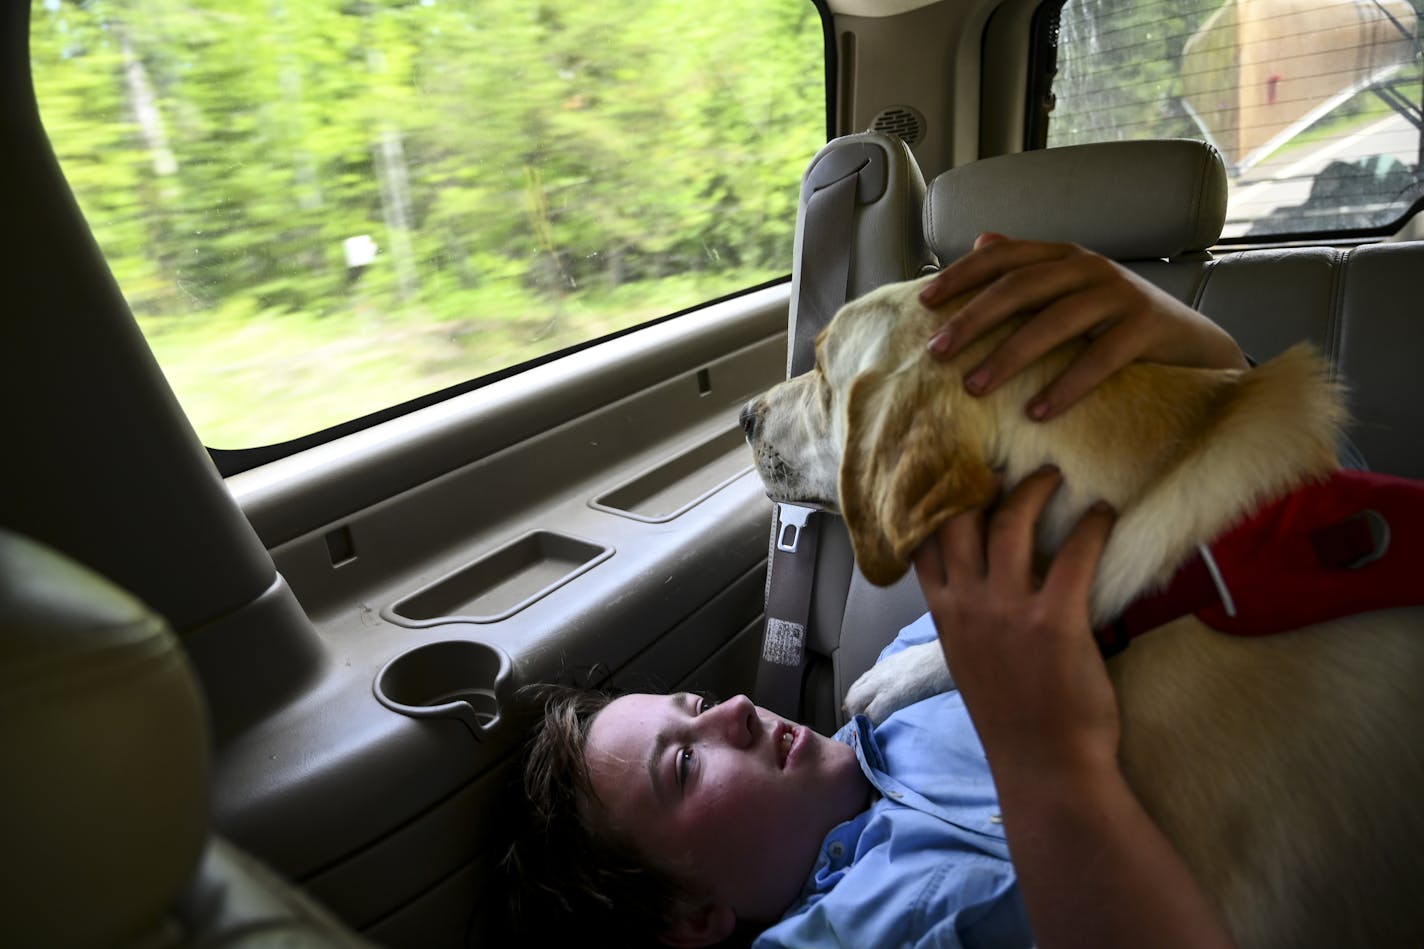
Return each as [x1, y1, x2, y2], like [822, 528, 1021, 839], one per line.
[989, 813, 1003, 824]
[828, 842, 846, 859]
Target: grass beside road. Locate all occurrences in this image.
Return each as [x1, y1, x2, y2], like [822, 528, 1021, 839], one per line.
[140, 269, 775, 450]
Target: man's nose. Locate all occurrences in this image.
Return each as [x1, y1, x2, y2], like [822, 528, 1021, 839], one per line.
[703, 693, 758, 747]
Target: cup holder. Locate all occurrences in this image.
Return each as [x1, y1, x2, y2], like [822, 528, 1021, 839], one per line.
[374, 640, 511, 740]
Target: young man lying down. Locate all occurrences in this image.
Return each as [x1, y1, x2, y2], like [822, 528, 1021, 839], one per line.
[502, 237, 1248, 949]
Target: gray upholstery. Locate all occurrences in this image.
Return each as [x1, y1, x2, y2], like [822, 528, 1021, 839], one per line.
[794, 135, 1424, 726]
[1328, 243, 1424, 476]
[780, 131, 938, 735]
[925, 139, 1229, 262]
[0, 528, 370, 948]
[1121, 247, 1424, 478]
[790, 129, 938, 323]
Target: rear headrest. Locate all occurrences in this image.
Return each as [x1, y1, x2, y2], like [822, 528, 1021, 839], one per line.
[925, 139, 1228, 262]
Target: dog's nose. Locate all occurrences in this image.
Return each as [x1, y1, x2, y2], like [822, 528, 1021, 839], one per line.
[738, 402, 758, 441]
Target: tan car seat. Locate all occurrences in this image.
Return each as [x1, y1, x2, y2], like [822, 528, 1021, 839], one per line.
[0, 527, 372, 948]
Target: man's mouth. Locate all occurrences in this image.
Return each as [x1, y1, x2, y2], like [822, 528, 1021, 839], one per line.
[776, 723, 799, 769]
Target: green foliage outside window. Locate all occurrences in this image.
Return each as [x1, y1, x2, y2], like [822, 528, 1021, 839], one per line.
[1051, 0, 1224, 145]
[31, 0, 826, 449]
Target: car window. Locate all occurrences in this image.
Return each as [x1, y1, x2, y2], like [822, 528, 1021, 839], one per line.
[30, 0, 827, 451]
[1040, 0, 1424, 240]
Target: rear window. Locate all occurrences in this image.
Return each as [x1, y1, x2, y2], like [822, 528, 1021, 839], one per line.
[1041, 0, 1424, 240]
[31, 1, 827, 452]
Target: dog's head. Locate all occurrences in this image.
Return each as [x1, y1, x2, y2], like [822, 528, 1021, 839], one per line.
[741, 276, 998, 585]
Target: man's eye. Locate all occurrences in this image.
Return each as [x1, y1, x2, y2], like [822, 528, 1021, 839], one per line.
[676, 747, 695, 787]
[696, 696, 716, 714]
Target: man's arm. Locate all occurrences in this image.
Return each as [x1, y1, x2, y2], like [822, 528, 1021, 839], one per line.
[990, 757, 1237, 949]
[914, 468, 1237, 949]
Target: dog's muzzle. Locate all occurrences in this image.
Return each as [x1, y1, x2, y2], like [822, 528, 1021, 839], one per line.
[738, 401, 759, 441]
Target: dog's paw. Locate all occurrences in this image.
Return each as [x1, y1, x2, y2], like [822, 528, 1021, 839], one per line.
[843, 642, 954, 724]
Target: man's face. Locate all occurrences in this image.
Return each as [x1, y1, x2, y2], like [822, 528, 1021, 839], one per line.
[585, 693, 869, 931]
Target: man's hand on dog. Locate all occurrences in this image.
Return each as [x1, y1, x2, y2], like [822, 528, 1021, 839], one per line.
[917, 467, 1240, 949]
[913, 466, 1120, 788]
[919, 234, 1248, 422]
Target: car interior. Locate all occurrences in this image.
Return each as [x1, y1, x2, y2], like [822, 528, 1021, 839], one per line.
[4, 0, 1423, 946]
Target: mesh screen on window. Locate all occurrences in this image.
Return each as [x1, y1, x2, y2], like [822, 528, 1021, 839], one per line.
[31, 0, 826, 450]
[1046, 0, 1424, 240]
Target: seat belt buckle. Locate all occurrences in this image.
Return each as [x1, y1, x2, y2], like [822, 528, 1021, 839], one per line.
[775, 503, 819, 553]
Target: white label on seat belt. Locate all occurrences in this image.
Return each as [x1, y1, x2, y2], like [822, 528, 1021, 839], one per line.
[762, 617, 806, 666]
[775, 503, 818, 553]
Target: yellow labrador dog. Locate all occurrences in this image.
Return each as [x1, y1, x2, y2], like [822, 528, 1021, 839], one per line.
[741, 274, 1424, 949]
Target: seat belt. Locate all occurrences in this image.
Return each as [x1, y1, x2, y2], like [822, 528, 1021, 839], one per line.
[756, 502, 823, 718]
[754, 143, 887, 719]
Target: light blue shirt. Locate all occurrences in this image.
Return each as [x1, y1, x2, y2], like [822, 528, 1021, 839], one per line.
[753, 613, 1033, 949]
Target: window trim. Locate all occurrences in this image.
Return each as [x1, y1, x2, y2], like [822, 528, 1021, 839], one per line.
[211, 275, 794, 476]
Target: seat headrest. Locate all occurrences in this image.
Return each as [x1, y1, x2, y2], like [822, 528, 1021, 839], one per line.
[0, 528, 211, 947]
[925, 139, 1228, 262]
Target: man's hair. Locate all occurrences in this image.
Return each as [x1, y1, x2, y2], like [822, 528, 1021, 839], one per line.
[502, 682, 685, 947]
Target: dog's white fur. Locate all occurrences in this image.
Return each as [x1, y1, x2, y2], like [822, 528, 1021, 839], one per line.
[744, 275, 1424, 949]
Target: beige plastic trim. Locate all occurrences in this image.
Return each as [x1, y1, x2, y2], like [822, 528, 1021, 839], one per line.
[384, 531, 614, 626]
[590, 427, 753, 523]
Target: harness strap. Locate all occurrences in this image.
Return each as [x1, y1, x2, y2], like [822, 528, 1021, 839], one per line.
[1096, 469, 1424, 654]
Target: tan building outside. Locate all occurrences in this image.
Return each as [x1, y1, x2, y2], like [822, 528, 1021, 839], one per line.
[1182, 0, 1418, 173]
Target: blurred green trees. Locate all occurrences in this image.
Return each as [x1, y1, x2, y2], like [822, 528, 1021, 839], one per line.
[30, 0, 825, 446]
[1052, 0, 1225, 145]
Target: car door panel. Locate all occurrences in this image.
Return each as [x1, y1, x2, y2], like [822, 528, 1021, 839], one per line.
[201, 284, 787, 942]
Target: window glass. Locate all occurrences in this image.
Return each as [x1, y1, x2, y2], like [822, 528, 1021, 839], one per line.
[31, 0, 826, 449]
[1045, 0, 1424, 239]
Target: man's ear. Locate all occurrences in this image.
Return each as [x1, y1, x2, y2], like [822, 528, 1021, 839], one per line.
[659, 901, 736, 948]
[840, 369, 997, 586]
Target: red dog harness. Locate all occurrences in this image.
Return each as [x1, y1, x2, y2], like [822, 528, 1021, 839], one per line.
[1096, 470, 1424, 655]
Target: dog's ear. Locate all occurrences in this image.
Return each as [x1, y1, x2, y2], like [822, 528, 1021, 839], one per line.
[840, 369, 997, 586]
